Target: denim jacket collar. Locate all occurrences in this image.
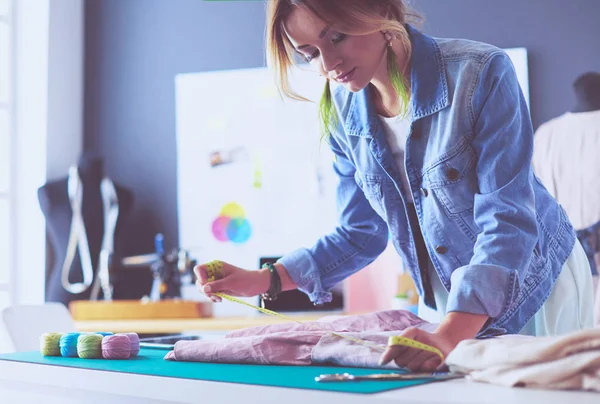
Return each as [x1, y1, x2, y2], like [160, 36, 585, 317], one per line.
[343, 25, 449, 138]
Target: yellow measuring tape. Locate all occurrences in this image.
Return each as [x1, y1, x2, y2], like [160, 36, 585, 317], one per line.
[204, 260, 444, 360]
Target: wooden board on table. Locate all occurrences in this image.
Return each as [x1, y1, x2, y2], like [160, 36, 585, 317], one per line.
[69, 299, 213, 320]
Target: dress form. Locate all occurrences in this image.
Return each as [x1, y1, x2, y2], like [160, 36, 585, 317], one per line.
[38, 153, 133, 305]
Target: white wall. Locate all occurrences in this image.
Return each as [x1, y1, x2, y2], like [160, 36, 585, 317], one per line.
[12, 0, 50, 307]
[1, 0, 83, 352]
[46, 0, 84, 181]
[15, 0, 84, 305]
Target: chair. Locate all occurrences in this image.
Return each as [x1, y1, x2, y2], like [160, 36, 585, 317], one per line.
[1, 303, 76, 352]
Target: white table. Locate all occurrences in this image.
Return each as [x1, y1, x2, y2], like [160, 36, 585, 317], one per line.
[1, 358, 598, 404]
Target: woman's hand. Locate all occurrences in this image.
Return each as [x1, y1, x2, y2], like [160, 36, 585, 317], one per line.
[379, 312, 489, 372]
[378, 327, 458, 372]
[194, 261, 270, 302]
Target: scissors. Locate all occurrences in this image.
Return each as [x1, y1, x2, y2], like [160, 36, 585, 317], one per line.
[314, 371, 463, 382]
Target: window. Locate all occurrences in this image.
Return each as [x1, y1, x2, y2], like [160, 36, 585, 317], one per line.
[0, 0, 11, 312]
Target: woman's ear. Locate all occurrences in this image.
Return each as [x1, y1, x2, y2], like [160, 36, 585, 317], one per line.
[382, 31, 392, 42]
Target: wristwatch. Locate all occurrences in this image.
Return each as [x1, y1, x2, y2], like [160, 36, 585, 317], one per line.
[261, 262, 282, 301]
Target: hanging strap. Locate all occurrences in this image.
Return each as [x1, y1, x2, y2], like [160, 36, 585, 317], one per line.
[61, 166, 120, 299]
[61, 166, 95, 294]
[90, 177, 119, 301]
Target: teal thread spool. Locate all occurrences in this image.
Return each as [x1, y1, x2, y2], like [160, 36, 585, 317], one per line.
[40, 332, 62, 356]
[77, 334, 103, 359]
[59, 332, 81, 357]
[96, 332, 113, 337]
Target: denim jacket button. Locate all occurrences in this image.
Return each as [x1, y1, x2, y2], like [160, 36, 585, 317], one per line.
[447, 168, 460, 181]
[420, 188, 429, 197]
[435, 245, 448, 254]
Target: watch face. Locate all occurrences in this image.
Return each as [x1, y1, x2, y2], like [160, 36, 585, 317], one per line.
[261, 293, 276, 301]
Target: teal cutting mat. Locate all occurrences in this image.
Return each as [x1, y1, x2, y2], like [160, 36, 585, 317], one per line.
[0, 348, 438, 394]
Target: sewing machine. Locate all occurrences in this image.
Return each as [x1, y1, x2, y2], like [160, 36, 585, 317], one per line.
[68, 234, 210, 321]
[120, 233, 197, 301]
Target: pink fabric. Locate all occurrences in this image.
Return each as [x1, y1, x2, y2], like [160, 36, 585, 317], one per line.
[164, 310, 434, 367]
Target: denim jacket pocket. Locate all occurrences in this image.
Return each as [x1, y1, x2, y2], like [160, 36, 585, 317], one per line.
[530, 242, 544, 269]
[354, 172, 386, 218]
[425, 142, 478, 216]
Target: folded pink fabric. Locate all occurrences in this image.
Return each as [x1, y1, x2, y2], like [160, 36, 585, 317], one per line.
[164, 310, 434, 367]
[445, 328, 600, 392]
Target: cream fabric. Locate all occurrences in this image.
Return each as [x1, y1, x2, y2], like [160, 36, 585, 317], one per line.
[445, 328, 600, 392]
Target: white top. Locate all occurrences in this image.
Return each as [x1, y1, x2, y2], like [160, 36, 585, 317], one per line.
[379, 113, 413, 202]
[532, 110, 600, 230]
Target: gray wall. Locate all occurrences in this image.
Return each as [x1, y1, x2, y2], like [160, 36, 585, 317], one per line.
[415, 0, 600, 129]
[84, 0, 267, 259]
[84, 0, 600, 265]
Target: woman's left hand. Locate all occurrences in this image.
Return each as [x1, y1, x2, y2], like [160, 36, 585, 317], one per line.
[379, 312, 488, 372]
[378, 327, 458, 373]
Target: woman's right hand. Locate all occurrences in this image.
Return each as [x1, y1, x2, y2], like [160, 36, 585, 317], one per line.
[193, 261, 270, 302]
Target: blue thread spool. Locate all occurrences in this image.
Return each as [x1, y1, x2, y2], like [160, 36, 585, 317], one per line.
[96, 332, 114, 336]
[59, 332, 81, 357]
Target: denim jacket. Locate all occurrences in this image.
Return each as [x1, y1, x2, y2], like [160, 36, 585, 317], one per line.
[279, 25, 576, 337]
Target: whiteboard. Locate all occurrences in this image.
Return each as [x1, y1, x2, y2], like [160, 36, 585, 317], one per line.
[175, 66, 338, 275]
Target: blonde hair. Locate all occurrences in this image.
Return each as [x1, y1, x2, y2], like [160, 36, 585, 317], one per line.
[266, 0, 422, 103]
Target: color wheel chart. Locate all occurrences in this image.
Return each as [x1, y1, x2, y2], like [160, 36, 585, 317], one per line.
[212, 202, 252, 244]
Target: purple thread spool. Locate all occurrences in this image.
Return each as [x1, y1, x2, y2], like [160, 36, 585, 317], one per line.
[102, 334, 131, 359]
[123, 332, 140, 356]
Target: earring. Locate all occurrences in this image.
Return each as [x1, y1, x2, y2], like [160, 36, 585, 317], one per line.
[386, 35, 397, 69]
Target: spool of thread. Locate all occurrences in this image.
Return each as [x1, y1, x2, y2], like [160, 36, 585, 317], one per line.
[59, 332, 81, 357]
[40, 332, 63, 356]
[102, 334, 131, 359]
[77, 334, 103, 359]
[123, 332, 140, 356]
[96, 332, 114, 337]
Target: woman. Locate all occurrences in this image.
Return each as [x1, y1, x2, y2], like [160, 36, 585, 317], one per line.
[196, 0, 594, 372]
